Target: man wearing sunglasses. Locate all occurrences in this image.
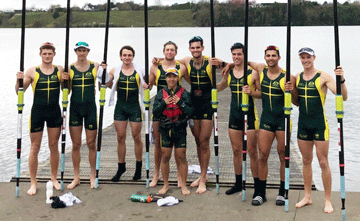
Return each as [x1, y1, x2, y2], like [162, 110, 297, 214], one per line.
[15, 42, 65, 195]
[246, 46, 296, 206]
[149, 41, 188, 187]
[63, 42, 100, 189]
[294, 47, 347, 214]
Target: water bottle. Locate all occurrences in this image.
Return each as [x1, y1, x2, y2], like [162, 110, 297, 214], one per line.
[46, 181, 53, 204]
[131, 194, 152, 203]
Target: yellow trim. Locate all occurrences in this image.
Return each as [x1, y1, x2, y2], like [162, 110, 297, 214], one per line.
[155, 69, 161, 86]
[32, 71, 40, 93]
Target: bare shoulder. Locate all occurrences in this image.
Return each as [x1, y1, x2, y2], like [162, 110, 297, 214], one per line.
[181, 56, 192, 65]
[93, 61, 100, 70]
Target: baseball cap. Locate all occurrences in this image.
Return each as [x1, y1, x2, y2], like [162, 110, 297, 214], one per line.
[165, 68, 179, 76]
[298, 47, 315, 56]
[74, 41, 90, 50]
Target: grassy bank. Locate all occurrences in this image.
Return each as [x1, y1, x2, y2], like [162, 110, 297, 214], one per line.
[0, 9, 193, 28]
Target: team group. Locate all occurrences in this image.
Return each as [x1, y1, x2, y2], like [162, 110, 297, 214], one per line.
[15, 36, 347, 214]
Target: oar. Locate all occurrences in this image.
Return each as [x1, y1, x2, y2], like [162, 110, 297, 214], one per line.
[284, 0, 292, 212]
[60, 0, 71, 192]
[16, 0, 26, 198]
[95, 0, 111, 189]
[333, 1, 346, 220]
[241, 0, 249, 202]
[144, 0, 151, 188]
[210, 0, 220, 195]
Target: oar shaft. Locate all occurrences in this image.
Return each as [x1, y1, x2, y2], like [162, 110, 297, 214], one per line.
[16, 0, 26, 198]
[210, 0, 220, 194]
[333, 1, 345, 219]
[95, 0, 111, 189]
[144, 0, 151, 188]
[284, 0, 292, 212]
[60, 0, 71, 192]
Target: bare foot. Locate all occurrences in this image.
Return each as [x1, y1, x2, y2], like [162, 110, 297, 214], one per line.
[67, 179, 80, 189]
[195, 182, 207, 194]
[27, 184, 37, 195]
[150, 176, 159, 188]
[190, 177, 200, 188]
[90, 176, 95, 189]
[324, 200, 334, 214]
[158, 186, 169, 195]
[181, 186, 190, 195]
[295, 197, 313, 208]
[52, 180, 61, 190]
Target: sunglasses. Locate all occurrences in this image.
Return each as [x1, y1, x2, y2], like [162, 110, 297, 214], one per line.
[75, 42, 89, 47]
[189, 36, 203, 42]
[40, 42, 54, 47]
[265, 45, 279, 51]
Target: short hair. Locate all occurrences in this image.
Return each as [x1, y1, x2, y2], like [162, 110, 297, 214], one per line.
[120, 45, 135, 57]
[230, 42, 245, 52]
[189, 36, 203, 46]
[163, 41, 178, 52]
[39, 42, 55, 52]
[264, 45, 280, 56]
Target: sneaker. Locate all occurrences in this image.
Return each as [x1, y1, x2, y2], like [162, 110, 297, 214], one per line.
[225, 185, 241, 195]
[252, 195, 267, 206]
[276, 195, 285, 206]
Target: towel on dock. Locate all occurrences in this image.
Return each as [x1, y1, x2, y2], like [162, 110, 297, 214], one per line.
[188, 165, 214, 175]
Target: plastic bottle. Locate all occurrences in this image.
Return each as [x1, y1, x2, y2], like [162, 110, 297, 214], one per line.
[130, 194, 152, 203]
[46, 181, 53, 204]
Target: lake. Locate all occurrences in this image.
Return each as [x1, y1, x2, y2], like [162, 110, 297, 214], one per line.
[0, 26, 359, 192]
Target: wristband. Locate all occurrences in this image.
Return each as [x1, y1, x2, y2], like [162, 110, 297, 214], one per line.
[340, 78, 345, 84]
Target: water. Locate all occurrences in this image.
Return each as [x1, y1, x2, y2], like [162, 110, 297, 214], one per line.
[0, 26, 359, 192]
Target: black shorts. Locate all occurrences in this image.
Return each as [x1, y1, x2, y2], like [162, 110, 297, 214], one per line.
[228, 106, 257, 130]
[69, 102, 97, 130]
[161, 129, 187, 148]
[114, 103, 142, 122]
[30, 104, 62, 133]
[191, 96, 213, 120]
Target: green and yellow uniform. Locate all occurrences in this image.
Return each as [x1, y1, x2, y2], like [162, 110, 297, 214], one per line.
[152, 61, 182, 121]
[30, 66, 62, 132]
[296, 71, 329, 141]
[188, 56, 213, 120]
[228, 69, 259, 130]
[259, 67, 286, 132]
[69, 62, 97, 130]
[114, 70, 142, 122]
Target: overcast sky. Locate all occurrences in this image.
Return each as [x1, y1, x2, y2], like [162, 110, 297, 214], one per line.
[0, 0, 349, 11]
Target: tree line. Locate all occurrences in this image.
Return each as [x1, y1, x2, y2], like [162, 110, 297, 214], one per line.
[1, 0, 360, 27]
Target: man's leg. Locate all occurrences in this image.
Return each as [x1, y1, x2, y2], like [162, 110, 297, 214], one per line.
[275, 130, 286, 205]
[196, 119, 213, 194]
[295, 139, 314, 209]
[86, 128, 97, 188]
[27, 131, 43, 195]
[253, 129, 275, 205]
[226, 129, 243, 195]
[190, 119, 202, 188]
[67, 126, 83, 189]
[175, 147, 190, 195]
[111, 121, 128, 181]
[130, 121, 143, 180]
[247, 130, 259, 197]
[150, 121, 161, 187]
[47, 127, 61, 190]
[159, 147, 172, 194]
[315, 140, 333, 214]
